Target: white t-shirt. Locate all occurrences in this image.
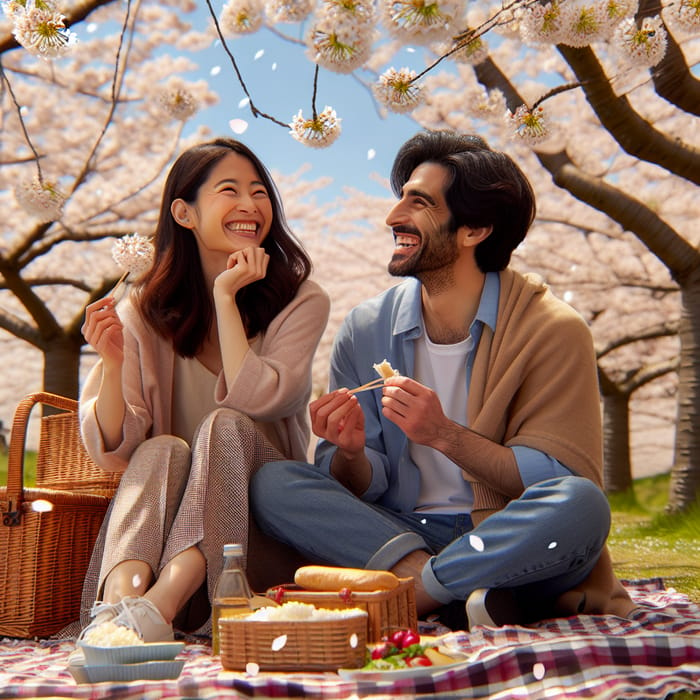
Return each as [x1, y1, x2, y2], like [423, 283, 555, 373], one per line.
[410, 332, 474, 513]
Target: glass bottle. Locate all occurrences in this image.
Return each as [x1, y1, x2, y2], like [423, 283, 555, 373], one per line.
[211, 543, 254, 655]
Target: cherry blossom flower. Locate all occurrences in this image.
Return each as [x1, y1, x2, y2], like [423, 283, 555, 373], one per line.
[11, 5, 77, 59]
[373, 67, 424, 114]
[14, 176, 65, 222]
[306, 0, 375, 73]
[264, 0, 314, 24]
[518, 1, 566, 45]
[663, 0, 700, 34]
[381, 0, 463, 45]
[466, 87, 506, 122]
[306, 21, 374, 73]
[220, 0, 265, 36]
[443, 32, 489, 66]
[112, 233, 154, 278]
[289, 106, 341, 148]
[156, 82, 199, 122]
[613, 15, 667, 68]
[558, 2, 609, 47]
[507, 104, 550, 146]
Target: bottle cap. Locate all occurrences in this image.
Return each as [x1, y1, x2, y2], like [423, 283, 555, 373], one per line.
[223, 543, 243, 556]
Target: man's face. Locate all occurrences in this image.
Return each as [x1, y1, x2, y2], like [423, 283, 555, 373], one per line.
[385, 162, 459, 280]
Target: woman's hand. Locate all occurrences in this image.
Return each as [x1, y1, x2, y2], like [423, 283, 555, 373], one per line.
[214, 246, 269, 297]
[82, 297, 124, 369]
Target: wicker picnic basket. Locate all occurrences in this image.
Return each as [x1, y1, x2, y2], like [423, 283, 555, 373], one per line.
[219, 610, 368, 671]
[0, 392, 121, 638]
[266, 577, 417, 642]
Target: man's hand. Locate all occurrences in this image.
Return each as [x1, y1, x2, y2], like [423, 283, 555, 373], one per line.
[310, 389, 366, 457]
[380, 376, 449, 448]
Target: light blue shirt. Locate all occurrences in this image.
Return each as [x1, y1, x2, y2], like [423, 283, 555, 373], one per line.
[316, 274, 571, 513]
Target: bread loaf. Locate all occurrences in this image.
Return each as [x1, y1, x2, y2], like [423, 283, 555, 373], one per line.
[294, 565, 400, 592]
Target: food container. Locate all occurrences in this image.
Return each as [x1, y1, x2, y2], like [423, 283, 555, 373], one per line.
[266, 577, 417, 642]
[219, 610, 368, 671]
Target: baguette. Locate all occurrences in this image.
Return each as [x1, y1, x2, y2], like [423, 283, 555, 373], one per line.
[294, 565, 400, 592]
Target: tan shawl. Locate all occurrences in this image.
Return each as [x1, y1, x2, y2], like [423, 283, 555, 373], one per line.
[467, 268, 603, 523]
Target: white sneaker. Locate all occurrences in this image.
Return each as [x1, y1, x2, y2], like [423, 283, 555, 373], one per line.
[104, 596, 174, 643]
[70, 596, 174, 666]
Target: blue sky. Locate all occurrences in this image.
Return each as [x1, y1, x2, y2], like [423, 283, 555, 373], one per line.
[180, 9, 429, 201]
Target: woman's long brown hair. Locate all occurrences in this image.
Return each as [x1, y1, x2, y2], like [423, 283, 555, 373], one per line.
[137, 138, 311, 356]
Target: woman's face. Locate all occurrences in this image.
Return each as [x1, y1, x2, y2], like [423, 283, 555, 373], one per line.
[173, 151, 274, 262]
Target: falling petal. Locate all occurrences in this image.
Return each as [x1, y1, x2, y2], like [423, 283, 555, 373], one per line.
[350, 633, 359, 648]
[548, 541, 558, 549]
[271, 634, 287, 651]
[31, 500, 53, 513]
[229, 118, 249, 134]
[211, 65, 221, 76]
[254, 49, 264, 60]
[367, 148, 376, 160]
[245, 661, 260, 675]
[131, 573, 142, 589]
[272, 62, 277, 70]
[238, 97, 250, 108]
[533, 662, 546, 679]
[86, 22, 98, 33]
[469, 534, 485, 552]
[407, 47, 416, 53]
[420, 518, 427, 524]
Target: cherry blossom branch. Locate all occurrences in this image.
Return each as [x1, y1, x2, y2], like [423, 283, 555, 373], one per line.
[0, 59, 44, 182]
[204, 0, 289, 128]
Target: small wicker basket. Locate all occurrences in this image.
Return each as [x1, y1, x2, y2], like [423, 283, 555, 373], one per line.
[219, 611, 368, 671]
[266, 577, 417, 642]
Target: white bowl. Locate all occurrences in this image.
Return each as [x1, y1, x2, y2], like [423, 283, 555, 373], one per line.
[77, 641, 185, 665]
[69, 659, 185, 684]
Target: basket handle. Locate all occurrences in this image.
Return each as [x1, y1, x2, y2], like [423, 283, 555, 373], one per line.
[2, 391, 79, 527]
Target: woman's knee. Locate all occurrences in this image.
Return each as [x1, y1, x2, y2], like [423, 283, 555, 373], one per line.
[126, 435, 190, 477]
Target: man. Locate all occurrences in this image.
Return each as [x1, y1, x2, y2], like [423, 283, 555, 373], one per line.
[251, 130, 636, 627]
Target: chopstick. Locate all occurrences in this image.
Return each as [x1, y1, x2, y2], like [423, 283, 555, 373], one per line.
[348, 377, 387, 395]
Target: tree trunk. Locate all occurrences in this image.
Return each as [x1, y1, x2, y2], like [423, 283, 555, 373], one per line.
[667, 273, 700, 511]
[41, 336, 83, 408]
[602, 390, 633, 493]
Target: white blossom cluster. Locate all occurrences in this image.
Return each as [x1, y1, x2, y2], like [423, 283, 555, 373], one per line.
[2, 0, 77, 59]
[373, 67, 425, 114]
[111, 233, 155, 277]
[14, 176, 65, 222]
[289, 106, 342, 148]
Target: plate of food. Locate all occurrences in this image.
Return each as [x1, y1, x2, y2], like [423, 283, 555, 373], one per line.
[338, 628, 471, 681]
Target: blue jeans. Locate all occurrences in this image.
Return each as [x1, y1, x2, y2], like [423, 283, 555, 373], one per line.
[250, 462, 610, 613]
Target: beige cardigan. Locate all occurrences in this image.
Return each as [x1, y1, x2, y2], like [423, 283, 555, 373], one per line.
[80, 279, 330, 472]
[468, 268, 603, 523]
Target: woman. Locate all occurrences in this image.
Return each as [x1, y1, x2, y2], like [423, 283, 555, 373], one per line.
[77, 138, 330, 642]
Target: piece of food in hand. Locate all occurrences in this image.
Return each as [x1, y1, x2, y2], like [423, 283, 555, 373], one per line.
[373, 359, 399, 379]
[363, 628, 460, 670]
[294, 565, 400, 592]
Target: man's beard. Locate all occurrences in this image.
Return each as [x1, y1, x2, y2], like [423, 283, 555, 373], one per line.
[388, 223, 459, 282]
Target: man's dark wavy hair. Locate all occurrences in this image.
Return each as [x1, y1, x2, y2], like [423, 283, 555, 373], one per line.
[390, 130, 536, 272]
[137, 138, 311, 357]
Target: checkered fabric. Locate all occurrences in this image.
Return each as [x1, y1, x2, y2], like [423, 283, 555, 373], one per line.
[1, 580, 698, 699]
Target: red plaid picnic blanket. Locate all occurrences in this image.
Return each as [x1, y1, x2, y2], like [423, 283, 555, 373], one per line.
[1, 580, 698, 699]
